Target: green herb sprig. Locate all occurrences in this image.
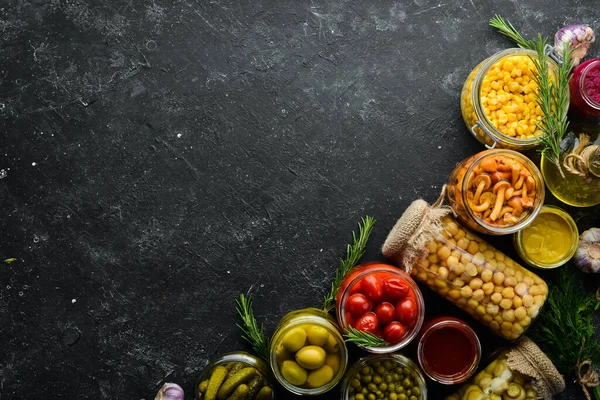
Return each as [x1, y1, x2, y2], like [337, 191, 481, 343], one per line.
[490, 15, 574, 172]
[236, 294, 270, 361]
[322, 216, 375, 313]
[345, 326, 387, 348]
[489, 15, 535, 50]
[528, 269, 600, 398]
[532, 38, 574, 171]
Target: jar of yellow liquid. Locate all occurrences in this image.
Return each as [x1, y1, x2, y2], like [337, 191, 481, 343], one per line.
[513, 205, 579, 269]
[541, 132, 600, 207]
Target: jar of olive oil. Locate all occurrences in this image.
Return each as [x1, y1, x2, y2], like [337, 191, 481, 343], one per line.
[541, 131, 600, 207]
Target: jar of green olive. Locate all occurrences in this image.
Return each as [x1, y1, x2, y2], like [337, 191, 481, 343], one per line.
[270, 308, 348, 395]
[340, 353, 427, 400]
[195, 352, 275, 400]
[444, 338, 564, 400]
[383, 199, 549, 341]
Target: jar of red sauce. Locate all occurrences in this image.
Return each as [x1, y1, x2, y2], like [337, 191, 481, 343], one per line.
[416, 316, 481, 385]
[569, 58, 600, 118]
[336, 262, 425, 353]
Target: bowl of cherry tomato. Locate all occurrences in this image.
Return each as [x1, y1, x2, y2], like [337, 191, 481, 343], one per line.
[336, 262, 425, 353]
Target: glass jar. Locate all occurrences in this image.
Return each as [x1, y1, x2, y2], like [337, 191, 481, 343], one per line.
[569, 58, 600, 119]
[270, 308, 348, 395]
[340, 354, 427, 400]
[461, 48, 561, 150]
[540, 132, 600, 207]
[336, 262, 425, 353]
[416, 316, 481, 385]
[513, 205, 579, 269]
[410, 215, 548, 340]
[445, 352, 537, 400]
[195, 352, 275, 400]
[447, 149, 545, 235]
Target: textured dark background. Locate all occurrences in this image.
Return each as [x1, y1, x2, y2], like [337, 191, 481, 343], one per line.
[1, 0, 599, 399]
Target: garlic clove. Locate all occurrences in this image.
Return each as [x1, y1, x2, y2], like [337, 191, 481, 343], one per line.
[554, 24, 595, 66]
[574, 227, 600, 273]
[155, 383, 184, 400]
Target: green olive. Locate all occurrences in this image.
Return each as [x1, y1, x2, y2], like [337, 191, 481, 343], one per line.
[275, 343, 293, 368]
[325, 334, 340, 353]
[325, 353, 341, 374]
[305, 325, 329, 346]
[281, 327, 307, 352]
[295, 345, 326, 370]
[306, 365, 334, 388]
[281, 360, 307, 386]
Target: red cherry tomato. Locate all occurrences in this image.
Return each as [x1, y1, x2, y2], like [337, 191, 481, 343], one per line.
[383, 321, 407, 344]
[355, 312, 379, 334]
[359, 275, 383, 303]
[374, 302, 395, 325]
[346, 293, 373, 317]
[349, 281, 362, 296]
[396, 297, 418, 326]
[382, 276, 409, 301]
[344, 311, 357, 328]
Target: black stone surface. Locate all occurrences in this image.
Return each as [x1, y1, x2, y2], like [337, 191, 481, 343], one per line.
[1, 0, 599, 399]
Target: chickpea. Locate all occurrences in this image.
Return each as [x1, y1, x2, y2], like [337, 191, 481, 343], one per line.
[504, 276, 517, 287]
[528, 305, 540, 319]
[453, 278, 465, 288]
[447, 256, 459, 269]
[429, 265, 439, 274]
[534, 295, 544, 305]
[492, 272, 505, 286]
[491, 292, 502, 304]
[501, 287, 515, 299]
[472, 253, 485, 266]
[461, 286, 473, 298]
[460, 254, 471, 265]
[511, 323, 524, 336]
[426, 241, 437, 253]
[451, 249, 461, 259]
[502, 309, 515, 322]
[501, 321, 513, 331]
[482, 282, 495, 295]
[457, 238, 469, 250]
[519, 316, 532, 327]
[437, 267, 449, 279]
[514, 307, 527, 320]
[417, 259, 430, 268]
[427, 254, 439, 264]
[467, 299, 479, 309]
[438, 246, 451, 261]
[476, 305, 486, 315]
[529, 285, 541, 296]
[467, 241, 479, 255]
[489, 321, 500, 330]
[449, 289, 461, 299]
[500, 298, 513, 309]
[470, 278, 483, 290]
[486, 304, 499, 315]
[514, 282, 528, 297]
[472, 289, 485, 301]
[481, 269, 493, 283]
[512, 296, 523, 308]
[417, 271, 428, 281]
[522, 294, 534, 307]
[453, 263, 466, 275]
[482, 314, 493, 323]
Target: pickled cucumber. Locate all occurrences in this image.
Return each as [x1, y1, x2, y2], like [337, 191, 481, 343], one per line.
[217, 367, 258, 400]
[255, 386, 273, 400]
[205, 365, 228, 400]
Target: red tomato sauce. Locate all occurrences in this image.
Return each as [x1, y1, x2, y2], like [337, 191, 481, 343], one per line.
[421, 326, 475, 376]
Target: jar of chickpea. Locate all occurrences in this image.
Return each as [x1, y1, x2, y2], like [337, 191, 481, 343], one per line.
[461, 48, 562, 150]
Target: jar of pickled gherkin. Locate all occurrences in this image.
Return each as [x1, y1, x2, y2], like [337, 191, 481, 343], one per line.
[445, 338, 565, 400]
[461, 48, 561, 150]
[447, 150, 545, 235]
[340, 353, 427, 400]
[382, 195, 548, 340]
[195, 352, 275, 400]
[270, 308, 348, 395]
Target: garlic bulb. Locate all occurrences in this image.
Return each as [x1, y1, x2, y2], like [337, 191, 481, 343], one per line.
[155, 383, 184, 400]
[554, 25, 595, 66]
[574, 228, 600, 273]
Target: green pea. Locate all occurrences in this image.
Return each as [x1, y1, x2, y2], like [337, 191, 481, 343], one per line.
[362, 375, 372, 384]
[409, 396, 417, 400]
[368, 394, 376, 400]
[376, 366, 386, 375]
[373, 375, 382, 385]
[361, 387, 368, 395]
[402, 378, 411, 388]
[362, 367, 372, 375]
[388, 393, 398, 400]
[368, 383, 377, 392]
[351, 379, 361, 388]
[356, 394, 365, 400]
[387, 383, 395, 392]
[384, 374, 393, 384]
[398, 394, 407, 400]
[412, 387, 421, 396]
[383, 361, 393, 369]
[395, 386, 404, 394]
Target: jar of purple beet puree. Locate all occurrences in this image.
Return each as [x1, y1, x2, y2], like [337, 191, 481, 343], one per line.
[570, 58, 600, 119]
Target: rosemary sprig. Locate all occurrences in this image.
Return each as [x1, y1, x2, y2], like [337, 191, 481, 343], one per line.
[322, 216, 376, 313]
[528, 269, 600, 396]
[489, 14, 535, 50]
[345, 326, 387, 348]
[236, 294, 270, 361]
[490, 15, 574, 172]
[532, 39, 574, 171]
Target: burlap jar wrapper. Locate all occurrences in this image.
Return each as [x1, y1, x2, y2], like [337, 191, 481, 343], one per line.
[506, 337, 565, 399]
[382, 188, 451, 274]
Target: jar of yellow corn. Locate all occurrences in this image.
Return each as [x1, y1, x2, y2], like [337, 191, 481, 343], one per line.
[461, 48, 562, 151]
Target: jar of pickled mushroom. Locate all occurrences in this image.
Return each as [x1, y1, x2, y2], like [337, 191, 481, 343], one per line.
[270, 308, 348, 395]
[445, 338, 565, 400]
[461, 48, 561, 150]
[195, 352, 275, 400]
[336, 262, 425, 353]
[382, 195, 548, 340]
[340, 353, 428, 400]
[447, 149, 544, 235]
